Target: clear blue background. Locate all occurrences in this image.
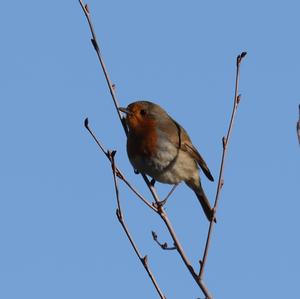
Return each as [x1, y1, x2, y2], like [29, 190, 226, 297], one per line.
[1, 1, 299, 298]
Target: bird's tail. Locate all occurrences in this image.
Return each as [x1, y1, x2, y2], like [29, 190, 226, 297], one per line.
[186, 179, 214, 222]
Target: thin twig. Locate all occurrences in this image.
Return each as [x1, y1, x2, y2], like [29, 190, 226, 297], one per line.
[84, 118, 157, 212]
[78, 0, 128, 135]
[109, 150, 121, 212]
[85, 115, 207, 294]
[198, 52, 247, 280]
[142, 174, 161, 206]
[79, 2, 212, 296]
[151, 231, 176, 250]
[109, 153, 166, 299]
[158, 209, 212, 298]
[79, 0, 162, 206]
[79, 2, 246, 298]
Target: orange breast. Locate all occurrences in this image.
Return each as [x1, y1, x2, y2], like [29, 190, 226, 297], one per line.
[127, 118, 157, 157]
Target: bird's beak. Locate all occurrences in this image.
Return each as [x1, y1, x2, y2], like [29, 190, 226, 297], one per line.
[119, 107, 133, 115]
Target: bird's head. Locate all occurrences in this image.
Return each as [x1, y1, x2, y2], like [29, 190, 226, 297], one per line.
[119, 101, 167, 132]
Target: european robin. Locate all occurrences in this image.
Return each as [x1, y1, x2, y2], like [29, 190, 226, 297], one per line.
[119, 101, 214, 221]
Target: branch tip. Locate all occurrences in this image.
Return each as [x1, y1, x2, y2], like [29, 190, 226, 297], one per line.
[199, 53, 246, 285]
[84, 117, 89, 128]
[151, 231, 158, 240]
[237, 51, 247, 66]
[241, 51, 247, 58]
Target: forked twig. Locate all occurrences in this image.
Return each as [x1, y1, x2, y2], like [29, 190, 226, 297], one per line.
[79, 1, 246, 298]
[198, 52, 247, 281]
[109, 152, 166, 299]
[84, 118, 156, 212]
[79, 0, 163, 207]
[158, 210, 212, 297]
[152, 231, 176, 251]
[85, 115, 206, 295]
[78, 0, 128, 135]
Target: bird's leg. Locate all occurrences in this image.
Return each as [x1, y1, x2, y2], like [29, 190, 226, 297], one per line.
[134, 169, 140, 174]
[158, 184, 178, 207]
[150, 179, 156, 186]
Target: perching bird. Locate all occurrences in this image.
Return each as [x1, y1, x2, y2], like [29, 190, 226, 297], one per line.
[119, 101, 214, 221]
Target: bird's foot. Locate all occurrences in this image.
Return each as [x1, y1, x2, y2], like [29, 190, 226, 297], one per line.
[153, 184, 178, 209]
[158, 198, 168, 207]
[153, 198, 168, 210]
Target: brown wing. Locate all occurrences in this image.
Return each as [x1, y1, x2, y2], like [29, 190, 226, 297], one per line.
[167, 117, 214, 182]
[183, 143, 214, 181]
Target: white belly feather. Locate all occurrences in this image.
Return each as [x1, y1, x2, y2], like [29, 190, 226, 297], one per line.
[129, 138, 199, 185]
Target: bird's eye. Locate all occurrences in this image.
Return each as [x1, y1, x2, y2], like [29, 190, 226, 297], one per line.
[140, 109, 147, 116]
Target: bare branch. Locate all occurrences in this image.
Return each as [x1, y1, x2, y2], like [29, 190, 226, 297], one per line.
[198, 52, 247, 280]
[79, 0, 163, 208]
[158, 209, 211, 297]
[79, 2, 247, 298]
[84, 118, 108, 158]
[86, 110, 205, 294]
[142, 174, 161, 205]
[109, 150, 121, 213]
[109, 153, 166, 299]
[151, 231, 176, 251]
[78, 0, 128, 135]
[84, 118, 157, 212]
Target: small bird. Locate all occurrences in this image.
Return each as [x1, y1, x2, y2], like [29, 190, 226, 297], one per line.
[119, 101, 214, 221]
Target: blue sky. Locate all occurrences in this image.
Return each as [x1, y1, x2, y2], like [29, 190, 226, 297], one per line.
[1, 1, 299, 298]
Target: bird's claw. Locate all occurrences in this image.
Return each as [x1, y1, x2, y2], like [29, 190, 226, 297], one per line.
[153, 198, 168, 209]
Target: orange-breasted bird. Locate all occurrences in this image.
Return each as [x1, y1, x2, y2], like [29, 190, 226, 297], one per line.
[119, 101, 214, 221]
